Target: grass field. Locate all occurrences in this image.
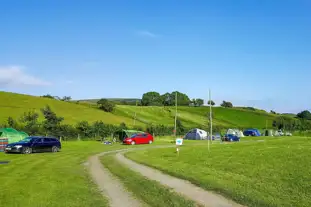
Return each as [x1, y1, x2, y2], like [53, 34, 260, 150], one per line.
[101, 154, 200, 207]
[126, 136, 311, 207]
[0, 91, 134, 126]
[0, 141, 172, 207]
[0, 91, 280, 129]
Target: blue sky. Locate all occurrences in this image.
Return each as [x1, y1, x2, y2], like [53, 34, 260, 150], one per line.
[0, 0, 310, 113]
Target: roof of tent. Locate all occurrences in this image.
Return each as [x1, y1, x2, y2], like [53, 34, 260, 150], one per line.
[0, 128, 29, 143]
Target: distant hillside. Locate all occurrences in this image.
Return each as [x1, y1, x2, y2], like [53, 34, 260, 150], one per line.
[0, 91, 134, 126]
[1, 91, 282, 129]
[77, 98, 141, 104]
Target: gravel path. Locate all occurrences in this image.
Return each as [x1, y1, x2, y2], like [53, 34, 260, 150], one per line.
[116, 151, 245, 207]
[88, 149, 144, 207]
[88, 146, 245, 207]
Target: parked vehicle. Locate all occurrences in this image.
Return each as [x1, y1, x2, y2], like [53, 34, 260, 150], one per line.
[243, 129, 261, 136]
[4, 136, 61, 154]
[222, 134, 240, 142]
[123, 133, 154, 145]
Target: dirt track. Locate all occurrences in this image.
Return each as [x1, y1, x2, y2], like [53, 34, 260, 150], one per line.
[88, 149, 144, 207]
[88, 146, 245, 207]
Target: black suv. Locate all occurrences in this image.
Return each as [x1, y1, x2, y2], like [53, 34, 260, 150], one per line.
[5, 136, 61, 154]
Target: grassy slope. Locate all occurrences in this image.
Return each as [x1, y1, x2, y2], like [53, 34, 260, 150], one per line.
[0, 140, 172, 207]
[0, 91, 134, 126]
[101, 154, 200, 207]
[126, 137, 311, 207]
[1, 91, 279, 129]
[115, 105, 277, 129]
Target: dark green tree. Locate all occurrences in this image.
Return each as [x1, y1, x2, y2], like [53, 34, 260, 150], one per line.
[196, 99, 204, 106]
[141, 92, 162, 106]
[61, 96, 72, 101]
[208, 100, 215, 106]
[41, 105, 64, 137]
[220, 100, 233, 108]
[76, 121, 92, 137]
[41, 94, 54, 99]
[297, 110, 311, 120]
[161, 92, 172, 106]
[19, 111, 40, 135]
[97, 99, 116, 112]
[7, 116, 17, 128]
[170, 91, 190, 106]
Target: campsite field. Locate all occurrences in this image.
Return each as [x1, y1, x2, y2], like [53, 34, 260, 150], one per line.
[126, 136, 311, 207]
[0, 141, 173, 207]
[0, 91, 278, 129]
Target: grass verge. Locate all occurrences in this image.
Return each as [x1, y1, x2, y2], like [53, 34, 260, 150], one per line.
[0, 141, 170, 207]
[126, 136, 311, 207]
[101, 153, 201, 207]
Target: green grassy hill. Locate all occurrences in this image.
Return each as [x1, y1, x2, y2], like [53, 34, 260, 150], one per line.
[0, 91, 279, 129]
[0, 91, 134, 126]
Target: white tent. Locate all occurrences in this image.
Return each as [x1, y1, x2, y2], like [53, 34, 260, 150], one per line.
[227, 129, 244, 137]
[184, 128, 208, 140]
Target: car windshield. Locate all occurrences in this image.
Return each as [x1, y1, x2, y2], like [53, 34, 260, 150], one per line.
[19, 137, 35, 143]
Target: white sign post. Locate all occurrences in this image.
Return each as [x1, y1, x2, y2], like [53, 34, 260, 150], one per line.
[175, 138, 183, 155]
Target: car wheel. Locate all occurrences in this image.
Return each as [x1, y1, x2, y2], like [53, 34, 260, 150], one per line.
[148, 140, 153, 144]
[131, 141, 136, 145]
[22, 147, 32, 154]
[51, 146, 59, 153]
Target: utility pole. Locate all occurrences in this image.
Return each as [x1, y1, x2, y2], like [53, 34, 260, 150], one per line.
[133, 100, 137, 126]
[174, 92, 178, 137]
[208, 89, 212, 151]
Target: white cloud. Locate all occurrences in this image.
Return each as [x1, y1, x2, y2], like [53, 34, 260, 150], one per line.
[0, 66, 51, 87]
[136, 30, 160, 38]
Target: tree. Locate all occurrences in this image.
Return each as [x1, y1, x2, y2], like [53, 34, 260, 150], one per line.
[220, 101, 233, 108]
[297, 110, 311, 120]
[41, 94, 54, 99]
[61, 96, 72, 101]
[176, 119, 186, 135]
[92, 121, 106, 138]
[7, 116, 17, 128]
[170, 91, 191, 106]
[41, 105, 64, 136]
[119, 122, 128, 130]
[97, 99, 115, 112]
[270, 110, 276, 114]
[161, 92, 172, 106]
[207, 100, 215, 106]
[76, 121, 92, 137]
[196, 99, 204, 106]
[19, 111, 40, 135]
[141, 92, 162, 106]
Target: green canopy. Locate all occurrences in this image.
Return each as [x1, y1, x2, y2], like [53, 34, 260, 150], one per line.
[0, 128, 29, 144]
[115, 129, 144, 142]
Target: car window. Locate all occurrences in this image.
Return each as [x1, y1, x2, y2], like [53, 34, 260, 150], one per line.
[34, 138, 43, 143]
[141, 133, 147, 137]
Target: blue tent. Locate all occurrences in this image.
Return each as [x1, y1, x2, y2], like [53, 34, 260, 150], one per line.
[243, 129, 261, 136]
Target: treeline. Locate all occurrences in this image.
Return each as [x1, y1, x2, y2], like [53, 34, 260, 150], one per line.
[272, 110, 311, 131]
[0, 105, 194, 140]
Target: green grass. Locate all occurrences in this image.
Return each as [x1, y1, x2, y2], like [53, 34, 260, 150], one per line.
[126, 137, 311, 207]
[0, 141, 170, 207]
[101, 154, 201, 207]
[1, 91, 281, 129]
[0, 91, 134, 126]
[114, 105, 277, 128]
